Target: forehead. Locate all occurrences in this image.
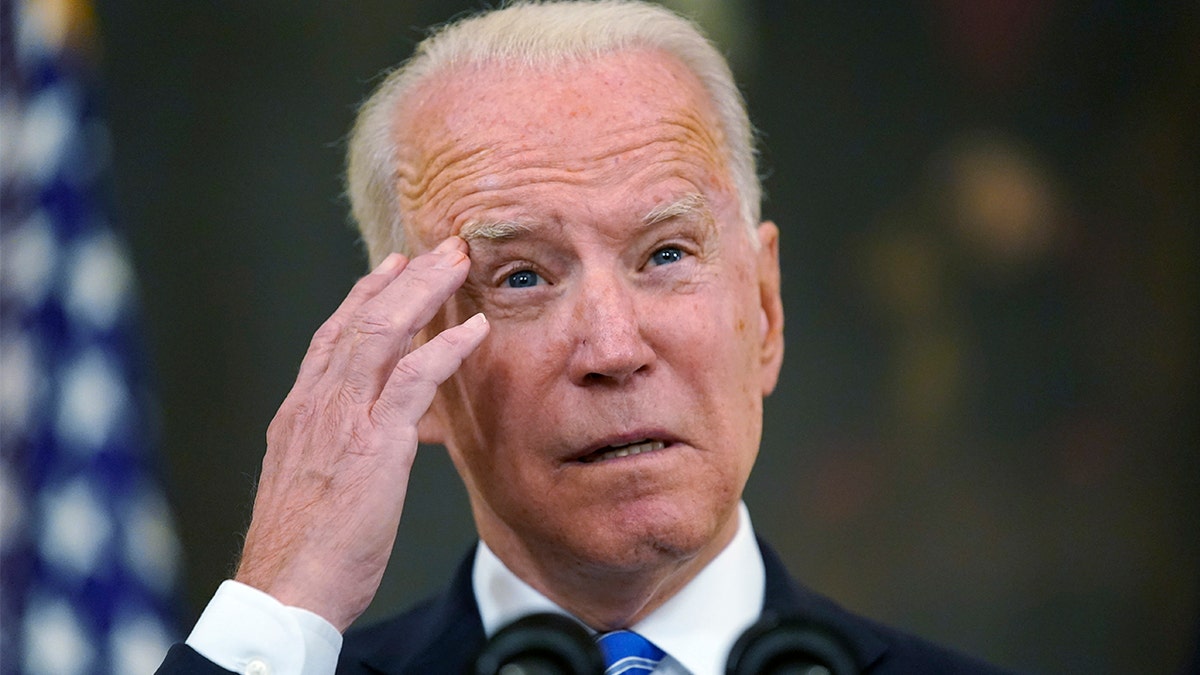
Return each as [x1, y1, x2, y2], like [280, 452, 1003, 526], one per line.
[392, 48, 732, 246]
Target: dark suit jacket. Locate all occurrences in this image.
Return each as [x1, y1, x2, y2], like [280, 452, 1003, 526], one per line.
[156, 539, 1010, 674]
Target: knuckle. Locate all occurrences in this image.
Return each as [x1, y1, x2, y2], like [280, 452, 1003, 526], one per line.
[398, 265, 451, 296]
[346, 313, 395, 338]
[375, 359, 438, 422]
[336, 377, 371, 406]
[289, 400, 316, 425]
[266, 393, 332, 449]
[430, 326, 464, 348]
[310, 318, 344, 347]
[265, 415, 286, 444]
[355, 271, 391, 293]
[390, 358, 425, 384]
[344, 271, 391, 305]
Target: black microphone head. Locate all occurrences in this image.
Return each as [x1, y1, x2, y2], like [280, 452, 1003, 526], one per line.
[473, 612, 605, 675]
[726, 614, 860, 675]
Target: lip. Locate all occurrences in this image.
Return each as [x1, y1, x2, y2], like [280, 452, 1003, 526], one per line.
[566, 430, 680, 464]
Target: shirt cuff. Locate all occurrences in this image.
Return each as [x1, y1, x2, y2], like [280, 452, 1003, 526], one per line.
[186, 580, 343, 675]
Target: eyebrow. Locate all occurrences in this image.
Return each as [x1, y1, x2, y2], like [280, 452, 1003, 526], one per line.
[458, 193, 711, 244]
[642, 193, 709, 226]
[459, 219, 533, 243]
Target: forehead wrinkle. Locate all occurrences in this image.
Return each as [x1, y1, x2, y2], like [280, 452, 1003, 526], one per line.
[399, 77, 731, 245]
[421, 103, 723, 196]
[580, 110, 724, 169]
[397, 137, 496, 219]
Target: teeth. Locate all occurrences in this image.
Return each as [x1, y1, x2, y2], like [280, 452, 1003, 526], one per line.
[584, 440, 665, 463]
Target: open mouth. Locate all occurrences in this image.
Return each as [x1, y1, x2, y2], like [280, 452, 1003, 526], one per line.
[577, 439, 666, 464]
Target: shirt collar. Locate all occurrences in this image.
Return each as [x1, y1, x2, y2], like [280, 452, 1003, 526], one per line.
[472, 502, 765, 675]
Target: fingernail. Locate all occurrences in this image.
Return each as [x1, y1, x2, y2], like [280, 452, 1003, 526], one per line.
[465, 312, 488, 328]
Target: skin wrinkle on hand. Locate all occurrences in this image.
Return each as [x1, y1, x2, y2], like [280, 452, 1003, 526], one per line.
[234, 236, 491, 631]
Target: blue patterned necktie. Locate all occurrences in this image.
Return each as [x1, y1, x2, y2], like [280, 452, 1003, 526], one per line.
[595, 630, 666, 675]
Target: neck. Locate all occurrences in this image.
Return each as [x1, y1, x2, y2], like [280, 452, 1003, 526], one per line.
[478, 510, 740, 631]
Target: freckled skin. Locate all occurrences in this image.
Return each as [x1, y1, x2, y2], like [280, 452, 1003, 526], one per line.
[396, 49, 784, 629]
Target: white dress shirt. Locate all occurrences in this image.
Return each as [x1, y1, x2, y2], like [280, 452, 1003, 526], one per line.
[186, 581, 342, 675]
[186, 502, 764, 675]
[474, 501, 765, 675]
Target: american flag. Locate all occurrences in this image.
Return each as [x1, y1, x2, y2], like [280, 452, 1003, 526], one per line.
[1, 0, 183, 672]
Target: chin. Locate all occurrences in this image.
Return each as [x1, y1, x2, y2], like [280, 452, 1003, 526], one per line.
[566, 499, 731, 573]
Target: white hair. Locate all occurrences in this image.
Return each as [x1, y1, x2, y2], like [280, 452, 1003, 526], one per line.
[346, 0, 760, 264]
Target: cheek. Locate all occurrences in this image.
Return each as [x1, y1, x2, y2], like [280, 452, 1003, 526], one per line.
[445, 318, 563, 445]
[661, 282, 763, 433]
[664, 283, 758, 366]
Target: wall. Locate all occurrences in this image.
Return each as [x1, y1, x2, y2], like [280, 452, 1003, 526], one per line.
[96, 2, 1199, 672]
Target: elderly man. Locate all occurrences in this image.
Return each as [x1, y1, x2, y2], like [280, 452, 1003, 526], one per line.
[157, 2, 1004, 674]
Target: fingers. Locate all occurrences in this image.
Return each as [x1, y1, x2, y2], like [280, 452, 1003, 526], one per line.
[294, 252, 409, 388]
[237, 238, 485, 631]
[331, 237, 471, 403]
[372, 312, 490, 428]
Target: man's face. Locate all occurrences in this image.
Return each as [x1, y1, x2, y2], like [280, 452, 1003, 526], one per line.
[397, 49, 783, 585]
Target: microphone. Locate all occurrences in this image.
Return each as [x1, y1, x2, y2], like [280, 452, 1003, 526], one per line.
[726, 614, 860, 675]
[473, 612, 605, 675]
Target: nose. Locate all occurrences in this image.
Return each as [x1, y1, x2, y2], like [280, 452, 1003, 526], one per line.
[566, 273, 655, 386]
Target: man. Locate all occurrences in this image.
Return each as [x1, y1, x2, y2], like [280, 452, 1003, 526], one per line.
[157, 2, 1005, 673]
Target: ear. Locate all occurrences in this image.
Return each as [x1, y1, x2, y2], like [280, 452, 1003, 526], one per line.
[755, 221, 785, 396]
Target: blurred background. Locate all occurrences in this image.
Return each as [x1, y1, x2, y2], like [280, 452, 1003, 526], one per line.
[3, 0, 1196, 673]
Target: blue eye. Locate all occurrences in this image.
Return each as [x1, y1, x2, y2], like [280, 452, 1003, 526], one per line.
[650, 247, 684, 266]
[505, 270, 541, 288]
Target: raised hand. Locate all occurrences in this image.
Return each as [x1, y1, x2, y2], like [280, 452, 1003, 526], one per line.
[234, 236, 488, 631]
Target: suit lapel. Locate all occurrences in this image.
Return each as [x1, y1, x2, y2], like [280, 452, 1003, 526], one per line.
[758, 537, 889, 671]
[352, 551, 486, 674]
